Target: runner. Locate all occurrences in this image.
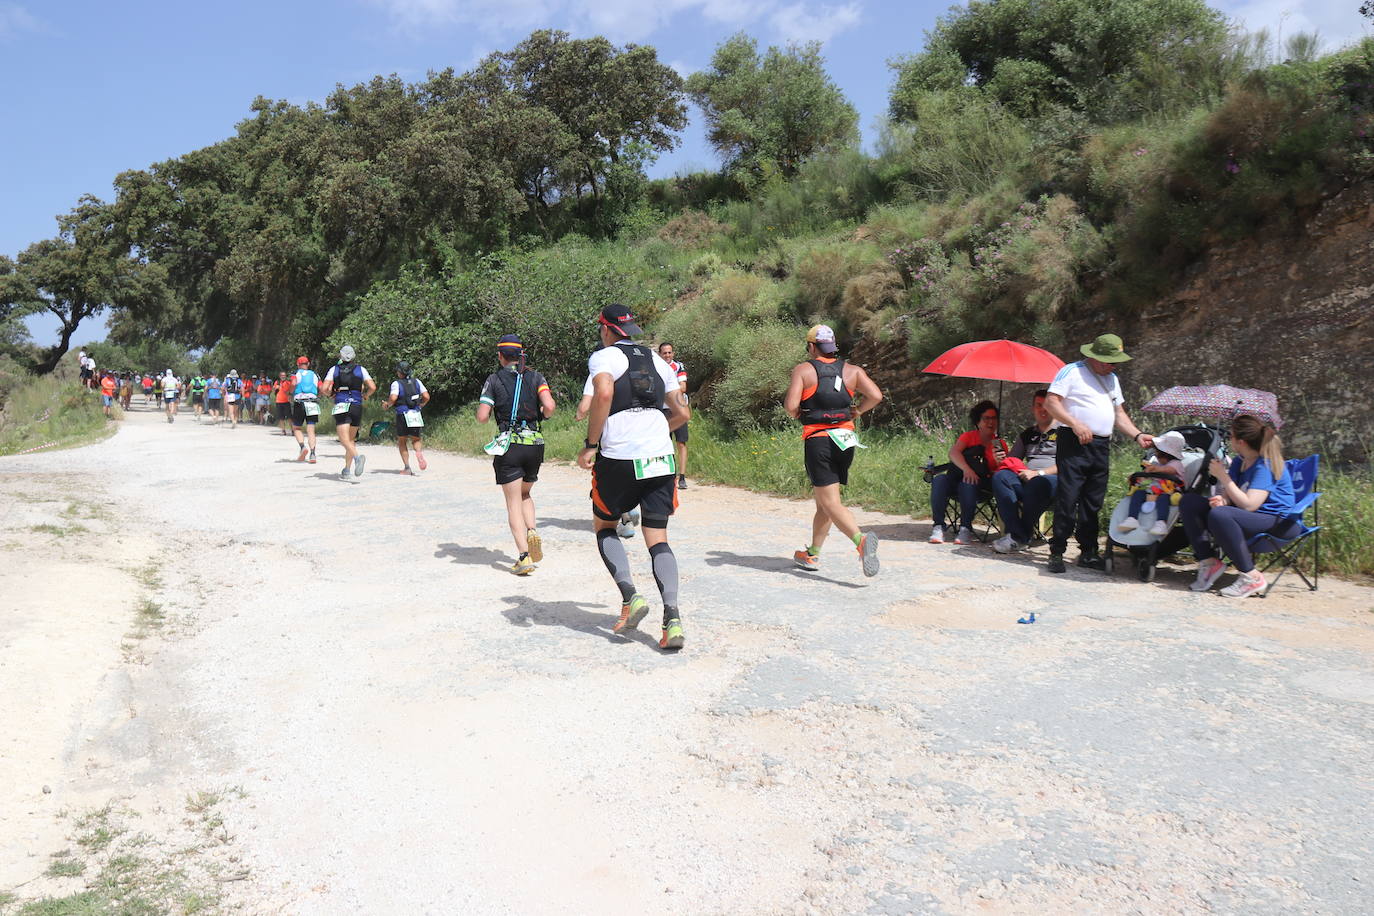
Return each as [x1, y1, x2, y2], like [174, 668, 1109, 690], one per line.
[205, 372, 223, 423]
[383, 361, 431, 476]
[657, 342, 690, 490]
[99, 371, 117, 418]
[162, 369, 181, 423]
[189, 372, 206, 421]
[289, 356, 321, 463]
[578, 304, 689, 650]
[273, 371, 292, 434]
[782, 324, 884, 577]
[141, 372, 154, 405]
[320, 345, 376, 480]
[577, 380, 642, 540]
[477, 336, 556, 575]
[223, 369, 243, 427]
[152, 373, 163, 405]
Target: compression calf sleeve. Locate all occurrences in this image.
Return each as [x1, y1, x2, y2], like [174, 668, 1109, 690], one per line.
[596, 528, 637, 602]
[649, 542, 679, 611]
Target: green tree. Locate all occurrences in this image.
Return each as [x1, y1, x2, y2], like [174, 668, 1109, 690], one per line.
[688, 34, 859, 185]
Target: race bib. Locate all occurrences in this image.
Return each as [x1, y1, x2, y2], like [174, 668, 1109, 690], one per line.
[826, 428, 866, 450]
[403, 409, 424, 428]
[226, 393, 238, 403]
[332, 401, 350, 416]
[303, 401, 320, 418]
[633, 454, 677, 480]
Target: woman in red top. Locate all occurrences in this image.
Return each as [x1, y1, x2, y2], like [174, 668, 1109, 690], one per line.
[928, 399, 1010, 545]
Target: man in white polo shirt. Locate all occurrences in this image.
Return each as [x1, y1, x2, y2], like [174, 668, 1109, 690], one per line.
[1043, 333, 1154, 574]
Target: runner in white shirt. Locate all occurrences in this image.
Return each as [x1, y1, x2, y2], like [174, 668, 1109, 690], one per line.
[162, 370, 181, 423]
[577, 304, 689, 650]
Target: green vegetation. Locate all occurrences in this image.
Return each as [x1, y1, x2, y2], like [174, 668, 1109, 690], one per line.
[0, 358, 112, 456]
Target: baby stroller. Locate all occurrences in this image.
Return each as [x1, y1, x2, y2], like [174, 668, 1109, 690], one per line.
[1103, 424, 1226, 582]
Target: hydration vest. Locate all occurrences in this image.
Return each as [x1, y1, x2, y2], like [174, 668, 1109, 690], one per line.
[191, 376, 206, 393]
[294, 369, 319, 398]
[334, 363, 361, 392]
[799, 359, 853, 426]
[609, 344, 665, 415]
[396, 377, 423, 409]
[491, 369, 541, 431]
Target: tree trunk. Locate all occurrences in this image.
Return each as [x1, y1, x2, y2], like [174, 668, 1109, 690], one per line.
[35, 318, 79, 375]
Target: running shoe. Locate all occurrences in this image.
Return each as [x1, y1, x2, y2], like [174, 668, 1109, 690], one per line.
[296, 446, 309, 462]
[354, 454, 366, 477]
[1220, 570, 1266, 599]
[1190, 557, 1226, 592]
[1077, 551, 1106, 570]
[953, 527, 975, 545]
[613, 594, 649, 634]
[992, 535, 1026, 554]
[417, 453, 428, 471]
[308, 450, 317, 464]
[340, 469, 352, 480]
[677, 475, 687, 490]
[928, 525, 945, 544]
[616, 509, 639, 539]
[400, 467, 415, 476]
[793, 549, 819, 571]
[510, 555, 536, 576]
[857, 532, 879, 577]
[526, 531, 543, 563]
[660, 618, 685, 650]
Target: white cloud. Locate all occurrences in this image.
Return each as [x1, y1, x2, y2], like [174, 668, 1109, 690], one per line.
[769, 1, 861, 45]
[0, 3, 40, 39]
[1216, 0, 1372, 53]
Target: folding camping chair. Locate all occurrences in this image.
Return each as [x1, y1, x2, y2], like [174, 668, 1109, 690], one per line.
[1248, 454, 1321, 596]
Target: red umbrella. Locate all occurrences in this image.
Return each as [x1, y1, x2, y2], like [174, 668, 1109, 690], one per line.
[922, 339, 1065, 412]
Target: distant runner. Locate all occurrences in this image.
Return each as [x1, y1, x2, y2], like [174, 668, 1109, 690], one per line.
[141, 373, 154, 405]
[578, 304, 689, 650]
[320, 345, 376, 480]
[477, 336, 556, 575]
[224, 370, 243, 428]
[189, 372, 206, 421]
[657, 342, 690, 490]
[273, 371, 292, 434]
[162, 369, 181, 423]
[205, 373, 223, 423]
[383, 361, 431, 476]
[289, 357, 321, 463]
[782, 324, 884, 577]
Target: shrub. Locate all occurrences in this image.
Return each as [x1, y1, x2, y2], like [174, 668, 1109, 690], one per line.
[708, 320, 799, 431]
[708, 272, 764, 318]
[657, 210, 730, 248]
[877, 90, 1032, 198]
[793, 244, 886, 322]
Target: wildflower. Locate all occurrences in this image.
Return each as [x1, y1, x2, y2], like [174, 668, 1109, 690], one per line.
[1134, 147, 1147, 156]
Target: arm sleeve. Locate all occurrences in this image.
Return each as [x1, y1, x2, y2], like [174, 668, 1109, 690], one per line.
[1047, 364, 1074, 398]
[417, 380, 428, 394]
[532, 371, 550, 394]
[324, 367, 337, 383]
[389, 381, 400, 398]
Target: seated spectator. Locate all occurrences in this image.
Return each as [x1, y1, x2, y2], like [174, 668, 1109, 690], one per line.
[1179, 414, 1297, 599]
[929, 400, 1009, 545]
[1118, 429, 1187, 536]
[991, 389, 1059, 554]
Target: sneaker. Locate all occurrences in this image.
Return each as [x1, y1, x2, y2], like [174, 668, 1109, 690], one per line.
[928, 524, 945, 544]
[353, 454, 366, 477]
[953, 527, 975, 545]
[857, 532, 879, 577]
[1047, 552, 1066, 574]
[677, 474, 687, 490]
[1148, 519, 1170, 537]
[526, 531, 543, 564]
[340, 469, 352, 480]
[613, 594, 649, 634]
[400, 467, 415, 476]
[510, 555, 536, 576]
[417, 453, 428, 471]
[1117, 517, 1139, 532]
[1190, 557, 1226, 592]
[308, 450, 317, 464]
[992, 535, 1026, 555]
[660, 618, 685, 650]
[1077, 552, 1106, 570]
[616, 509, 639, 539]
[793, 549, 819, 571]
[296, 446, 309, 462]
[1220, 570, 1267, 599]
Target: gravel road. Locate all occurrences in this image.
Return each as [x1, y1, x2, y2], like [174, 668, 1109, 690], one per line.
[3, 404, 1373, 914]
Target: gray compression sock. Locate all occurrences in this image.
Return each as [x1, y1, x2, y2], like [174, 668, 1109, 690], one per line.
[648, 542, 679, 611]
[596, 528, 637, 602]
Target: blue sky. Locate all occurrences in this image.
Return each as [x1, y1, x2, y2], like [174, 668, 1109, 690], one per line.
[3, 0, 1368, 348]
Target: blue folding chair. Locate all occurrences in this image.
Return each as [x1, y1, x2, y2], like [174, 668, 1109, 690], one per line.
[1248, 454, 1321, 596]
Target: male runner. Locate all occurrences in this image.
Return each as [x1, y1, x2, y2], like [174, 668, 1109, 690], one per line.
[141, 372, 154, 405]
[477, 336, 556, 574]
[273, 371, 292, 434]
[383, 361, 431, 475]
[162, 369, 181, 423]
[656, 342, 690, 490]
[321, 345, 376, 479]
[782, 324, 884, 577]
[578, 380, 641, 540]
[205, 372, 223, 423]
[578, 304, 689, 650]
[188, 372, 206, 420]
[223, 370, 243, 427]
[289, 356, 321, 463]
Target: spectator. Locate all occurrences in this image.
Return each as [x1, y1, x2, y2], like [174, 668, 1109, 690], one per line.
[929, 399, 1009, 545]
[991, 389, 1059, 554]
[1180, 414, 1297, 599]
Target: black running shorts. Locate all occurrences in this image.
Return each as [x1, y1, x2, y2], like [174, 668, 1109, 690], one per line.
[331, 401, 362, 427]
[291, 401, 320, 427]
[804, 434, 856, 487]
[671, 424, 689, 444]
[493, 442, 544, 485]
[590, 455, 678, 524]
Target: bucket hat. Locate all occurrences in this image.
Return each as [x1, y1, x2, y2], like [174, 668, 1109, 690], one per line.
[1081, 333, 1131, 363]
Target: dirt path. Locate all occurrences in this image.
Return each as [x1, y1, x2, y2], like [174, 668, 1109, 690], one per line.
[3, 403, 1373, 914]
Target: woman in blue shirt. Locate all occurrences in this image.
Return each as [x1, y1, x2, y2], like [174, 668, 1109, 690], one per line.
[1180, 414, 1297, 598]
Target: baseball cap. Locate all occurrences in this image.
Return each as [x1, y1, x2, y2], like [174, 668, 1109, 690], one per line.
[395, 360, 410, 374]
[296, 356, 310, 366]
[496, 334, 524, 352]
[598, 303, 643, 338]
[807, 324, 838, 354]
[339, 345, 356, 361]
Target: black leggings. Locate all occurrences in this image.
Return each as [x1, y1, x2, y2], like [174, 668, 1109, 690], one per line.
[1178, 493, 1299, 574]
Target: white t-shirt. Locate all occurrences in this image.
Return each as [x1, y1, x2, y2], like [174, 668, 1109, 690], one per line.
[1048, 360, 1123, 438]
[163, 375, 179, 397]
[585, 342, 680, 460]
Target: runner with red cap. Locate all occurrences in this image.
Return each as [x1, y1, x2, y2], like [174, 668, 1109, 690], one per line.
[289, 356, 322, 463]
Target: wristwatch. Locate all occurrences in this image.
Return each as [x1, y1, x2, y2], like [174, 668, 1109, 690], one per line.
[1036, 469, 1045, 477]
[584, 438, 599, 450]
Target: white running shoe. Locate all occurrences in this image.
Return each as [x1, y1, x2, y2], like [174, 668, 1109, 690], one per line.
[1148, 519, 1170, 536]
[954, 527, 975, 545]
[353, 454, 366, 477]
[992, 535, 1025, 554]
[1117, 517, 1139, 532]
[1220, 570, 1267, 599]
[1190, 557, 1226, 592]
[616, 509, 640, 539]
[928, 524, 945, 544]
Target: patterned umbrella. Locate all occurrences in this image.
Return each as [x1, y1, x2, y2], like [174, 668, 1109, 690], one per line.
[1141, 385, 1283, 429]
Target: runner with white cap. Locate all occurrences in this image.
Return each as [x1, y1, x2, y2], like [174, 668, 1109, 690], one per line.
[320, 345, 376, 480]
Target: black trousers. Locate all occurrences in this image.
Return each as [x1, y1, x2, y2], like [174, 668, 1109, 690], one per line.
[1051, 434, 1111, 555]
